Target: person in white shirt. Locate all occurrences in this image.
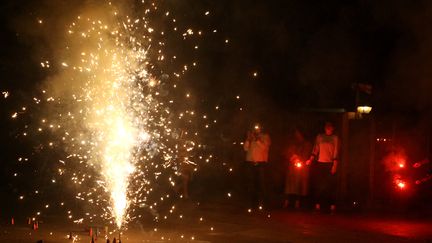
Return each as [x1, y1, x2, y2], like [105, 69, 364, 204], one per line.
[243, 123, 271, 209]
[306, 122, 339, 213]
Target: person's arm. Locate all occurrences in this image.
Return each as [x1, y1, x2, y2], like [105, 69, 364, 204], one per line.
[306, 135, 319, 165]
[243, 131, 252, 151]
[331, 159, 338, 174]
[243, 140, 250, 152]
[331, 136, 340, 174]
[256, 133, 271, 148]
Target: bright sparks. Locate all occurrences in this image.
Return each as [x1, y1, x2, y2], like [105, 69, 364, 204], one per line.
[61, 9, 155, 228]
[26, 2, 201, 228]
[8, 0, 231, 232]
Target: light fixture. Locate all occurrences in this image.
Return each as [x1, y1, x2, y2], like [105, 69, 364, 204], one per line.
[357, 106, 372, 114]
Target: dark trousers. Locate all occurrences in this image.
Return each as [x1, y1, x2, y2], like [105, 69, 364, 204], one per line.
[310, 161, 336, 207]
[243, 161, 267, 208]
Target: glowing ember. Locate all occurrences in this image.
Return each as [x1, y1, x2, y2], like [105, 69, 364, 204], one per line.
[397, 181, 406, 189]
[394, 176, 407, 190]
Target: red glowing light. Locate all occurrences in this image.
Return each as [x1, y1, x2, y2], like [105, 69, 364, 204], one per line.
[295, 162, 302, 168]
[398, 163, 405, 168]
[394, 178, 407, 190]
[393, 175, 407, 190]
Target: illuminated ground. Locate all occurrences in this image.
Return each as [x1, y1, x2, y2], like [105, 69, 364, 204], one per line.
[0, 201, 431, 243]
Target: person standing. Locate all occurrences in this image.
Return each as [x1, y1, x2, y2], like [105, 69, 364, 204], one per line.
[283, 128, 312, 209]
[175, 130, 196, 199]
[243, 123, 271, 209]
[306, 122, 339, 213]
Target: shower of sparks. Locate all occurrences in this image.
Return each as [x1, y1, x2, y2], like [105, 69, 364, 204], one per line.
[5, 0, 249, 235]
[7, 0, 218, 229]
[59, 6, 170, 228]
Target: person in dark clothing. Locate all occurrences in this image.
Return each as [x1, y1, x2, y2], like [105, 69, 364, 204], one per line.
[283, 128, 312, 209]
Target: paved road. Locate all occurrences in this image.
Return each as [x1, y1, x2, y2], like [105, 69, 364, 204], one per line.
[0, 201, 431, 242]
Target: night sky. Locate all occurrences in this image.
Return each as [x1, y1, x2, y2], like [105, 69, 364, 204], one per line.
[1, 0, 432, 114]
[0, 0, 432, 225]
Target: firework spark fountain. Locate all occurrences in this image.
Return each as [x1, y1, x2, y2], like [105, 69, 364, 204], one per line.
[6, 0, 240, 235]
[9, 0, 213, 228]
[59, 6, 165, 228]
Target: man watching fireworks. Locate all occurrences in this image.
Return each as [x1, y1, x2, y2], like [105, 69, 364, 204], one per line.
[243, 123, 271, 209]
[306, 122, 339, 213]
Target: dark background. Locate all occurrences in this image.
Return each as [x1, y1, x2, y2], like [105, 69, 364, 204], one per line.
[3, 0, 432, 112]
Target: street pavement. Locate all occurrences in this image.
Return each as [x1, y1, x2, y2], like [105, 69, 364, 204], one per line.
[0, 201, 431, 242]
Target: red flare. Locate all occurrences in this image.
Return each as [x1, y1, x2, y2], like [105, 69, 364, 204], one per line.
[33, 221, 38, 230]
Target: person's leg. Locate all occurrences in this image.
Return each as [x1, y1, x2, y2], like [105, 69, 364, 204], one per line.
[252, 164, 260, 208]
[292, 170, 301, 209]
[329, 166, 337, 212]
[320, 163, 334, 212]
[254, 162, 267, 208]
[181, 172, 190, 199]
[283, 167, 291, 208]
[256, 163, 267, 208]
[309, 162, 321, 210]
[315, 163, 332, 210]
[243, 162, 254, 208]
[299, 167, 309, 209]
